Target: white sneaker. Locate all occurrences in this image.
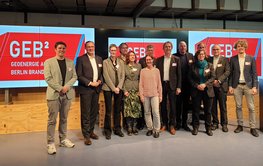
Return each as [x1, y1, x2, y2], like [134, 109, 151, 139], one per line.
[60, 139, 75, 148]
[47, 143, 56, 155]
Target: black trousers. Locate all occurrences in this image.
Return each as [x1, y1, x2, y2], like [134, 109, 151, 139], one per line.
[80, 90, 99, 138]
[161, 81, 177, 127]
[137, 102, 145, 128]
[212, 87, 228, 126]
[103, 91, 122, 132]
[176, 85, 191, 127]
[120, 91, 126, 128]
[192, 90, 213, 129]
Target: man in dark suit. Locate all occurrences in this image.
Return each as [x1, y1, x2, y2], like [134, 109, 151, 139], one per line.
[156, 41, 181, 135]
[76, 41, 103, 145]
[229, 39, 259, 137]
[208, 44, 230, 132]
[119, 42, 129, 62]
[197, 42, 210, 60]
[173, 41, 194, 131]
[118, 43, 128, 130]
[139, 44, 156, 68]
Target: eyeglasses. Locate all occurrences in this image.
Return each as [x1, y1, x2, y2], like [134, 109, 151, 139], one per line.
[212, 49, 220, 50]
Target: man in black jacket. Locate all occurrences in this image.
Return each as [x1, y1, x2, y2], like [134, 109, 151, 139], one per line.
[173, 41, 194, 131]
[76, 41, 103, 145]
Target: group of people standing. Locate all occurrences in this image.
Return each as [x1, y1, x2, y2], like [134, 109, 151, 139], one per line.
[43, 39, 259, 155]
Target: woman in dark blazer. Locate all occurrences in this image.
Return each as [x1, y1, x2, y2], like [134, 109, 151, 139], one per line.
[188, 50, 215, 136]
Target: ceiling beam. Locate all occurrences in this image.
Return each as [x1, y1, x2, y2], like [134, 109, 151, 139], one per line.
[216, 0, 221, 11]
[105, 0, 118, 14]
[165, 0, 173, 9]
[43, 0, 57, 11]
[191, 0, 196, 10]
[12, 0, 28, 11]
[152, 0, 173, 18]
[76, 0, 86, 12]
[176, 0, 198, 18]
[132, 0, 155, 18]
[237, 11, 262, 20]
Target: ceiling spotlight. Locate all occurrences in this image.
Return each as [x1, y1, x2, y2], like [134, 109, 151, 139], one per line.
[1, 0, 12, 7]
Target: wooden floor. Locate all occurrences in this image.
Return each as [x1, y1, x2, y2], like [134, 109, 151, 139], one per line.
[0, 91, 260, 134]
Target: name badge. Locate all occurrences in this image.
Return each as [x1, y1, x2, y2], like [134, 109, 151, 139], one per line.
[172, 63, 177, 66]
[217, 64, 222, 67]
[132, 68, 137, 72]
[189, 59, 193, 63]
[245, 62, 251, 65]
[98, 64, 102, 67]
[205, 69, 210, 73]
[68, 67, 72, 71]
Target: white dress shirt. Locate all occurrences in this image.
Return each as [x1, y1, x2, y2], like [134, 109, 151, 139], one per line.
[88, 54, 98, 82]
[163, 54, 171, 81]
[213, 55, 220, 70]
[238, 54, 246, 83]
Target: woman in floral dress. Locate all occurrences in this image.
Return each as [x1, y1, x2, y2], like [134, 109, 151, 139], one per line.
[123, 51, 142, 136]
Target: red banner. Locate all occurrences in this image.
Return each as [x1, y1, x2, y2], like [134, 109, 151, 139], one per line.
[116, 42, 165, 59]
[0, 32, 85, 81]
[195, 37, 261, 75]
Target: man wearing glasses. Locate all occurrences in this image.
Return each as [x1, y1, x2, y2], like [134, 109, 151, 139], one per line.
[208, 44, 230, 132]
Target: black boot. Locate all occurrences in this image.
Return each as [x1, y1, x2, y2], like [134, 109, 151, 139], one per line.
[206, 127, 213, 136]
[132, 119, 139, 135]
[127, 120, 133, 136]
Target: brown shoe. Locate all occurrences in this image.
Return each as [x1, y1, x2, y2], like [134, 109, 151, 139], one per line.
[170, 127, 176, 135]
[234, 125, 243, 133]
[250, 129, 259, 137]
[160, 126, 167, 132]
[90, 132, 99, 140]
[84, 138, 92, 145]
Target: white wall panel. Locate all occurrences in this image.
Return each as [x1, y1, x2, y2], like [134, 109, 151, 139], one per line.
[85, 16, 133, 28]
[199, 0, 217, 9]
[223, 0, 240, 10]
[28, 13, 81, 26]
[247, 0, 263, 11]
[154, 18, 181, 28]
[1, 12, 263, 32]
[173, 0, 191, 8]
[182, 19, 223, 29]
[226, 21, 263, 30]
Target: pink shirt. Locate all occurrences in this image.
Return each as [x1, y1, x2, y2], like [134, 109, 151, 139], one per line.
[139, 67, 162, 98]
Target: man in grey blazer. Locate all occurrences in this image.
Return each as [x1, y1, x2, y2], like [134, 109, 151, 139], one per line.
[229, 39, 259, 137]
[208, 45, 230, 132]
[76, 41, 103, 146]
[44, 41, 77, 155]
